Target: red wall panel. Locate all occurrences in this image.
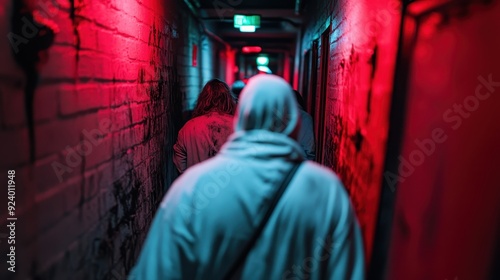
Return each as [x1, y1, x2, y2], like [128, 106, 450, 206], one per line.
[389, 1, 500, 279]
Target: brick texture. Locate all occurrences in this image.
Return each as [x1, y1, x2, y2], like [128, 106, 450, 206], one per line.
[300, 0, 402, 259]
[0, 0, 224, 278]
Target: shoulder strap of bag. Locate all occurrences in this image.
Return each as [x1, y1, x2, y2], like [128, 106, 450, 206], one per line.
[223, 161, 303, 280]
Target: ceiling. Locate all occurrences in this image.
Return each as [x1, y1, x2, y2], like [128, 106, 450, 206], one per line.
[191, 0, 304, 52]
[197, 0, 297, 10]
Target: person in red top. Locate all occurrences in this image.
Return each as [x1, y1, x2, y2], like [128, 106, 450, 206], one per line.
[173, 79, 236, 173]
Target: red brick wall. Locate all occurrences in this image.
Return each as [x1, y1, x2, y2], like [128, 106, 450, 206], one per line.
[300, 0, 402, 259]
[0, 0, 221, 278]
[389, 1, 500, 279]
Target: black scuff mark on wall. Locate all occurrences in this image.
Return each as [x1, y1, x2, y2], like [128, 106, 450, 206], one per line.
[90, 157, 149, 278]
[324, 125, 336, 170]
[146, 22, 184, 189]
[366, 88, 373, 124]
[10, 0, 55, 162]
[369, 43, 378, 81]
[138, 68, 146, 84]
[349, 44, 359, 65]
[339, 58, 345, 70]
[366, 43, 378, 124]
[112, 173, 141, 271]
[69, 0, 82, 65]
[148, 22, 157, 47]
[352, 128, 364, 153]
[143, 76, 164, 143]
[330, 115, 345, 173]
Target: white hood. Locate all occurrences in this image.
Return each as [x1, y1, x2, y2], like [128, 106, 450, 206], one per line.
[221, 74, 305, 161]
[235, 74, 300, 137]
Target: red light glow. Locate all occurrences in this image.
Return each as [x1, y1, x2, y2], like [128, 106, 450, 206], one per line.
[242, 46, 262, 54]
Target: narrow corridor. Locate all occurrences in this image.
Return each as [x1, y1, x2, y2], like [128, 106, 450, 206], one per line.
[0, 0, 499, 279]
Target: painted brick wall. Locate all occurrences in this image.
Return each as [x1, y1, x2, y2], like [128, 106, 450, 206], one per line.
[177, 8, 227, 115]
[0, 0, 219, 278]
[300, 0, 402, 259]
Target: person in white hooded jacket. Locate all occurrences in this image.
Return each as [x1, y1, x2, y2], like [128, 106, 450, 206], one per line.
[131, 74, 365, 280]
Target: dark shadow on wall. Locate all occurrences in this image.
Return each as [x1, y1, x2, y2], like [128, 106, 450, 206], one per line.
[368, 3, 411, 279]
[145, 19, 185, 194]
[163, 63, 184, 192]
[9, 0, 55, 162]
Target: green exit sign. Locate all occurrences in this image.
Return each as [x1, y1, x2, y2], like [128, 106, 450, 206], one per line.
[234, 15, 261, 28]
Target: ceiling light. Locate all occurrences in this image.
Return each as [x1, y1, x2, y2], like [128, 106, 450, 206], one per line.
[239, 26, 256, 32]
[256, 56, 269, 66]
[242, 46, 262, 53]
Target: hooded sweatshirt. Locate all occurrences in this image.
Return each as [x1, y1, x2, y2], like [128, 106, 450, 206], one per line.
[131, 74, 364, 280]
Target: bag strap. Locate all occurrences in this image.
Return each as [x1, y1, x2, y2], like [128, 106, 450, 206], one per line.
[223, 161, 303, 280]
